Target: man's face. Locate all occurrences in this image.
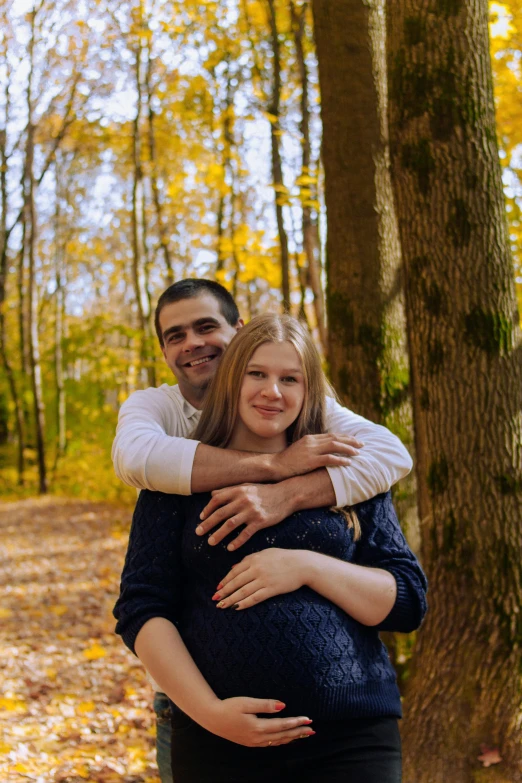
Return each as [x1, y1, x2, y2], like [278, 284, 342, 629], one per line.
[159, 294, 242, 408]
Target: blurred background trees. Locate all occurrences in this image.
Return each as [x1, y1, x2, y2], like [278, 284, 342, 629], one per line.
[1, 0, 519, 505]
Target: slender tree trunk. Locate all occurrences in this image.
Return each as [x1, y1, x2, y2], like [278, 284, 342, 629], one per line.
[0, 74, 24, 479]
[53, 165, 66, 466]
[145, 44, 174, 286]
[25, 9, 46, 494]
[131, 38, 155, 388]
[387, 0, 522, 779]
[290, 0, 326, 351]
[266, 0, 291, 312]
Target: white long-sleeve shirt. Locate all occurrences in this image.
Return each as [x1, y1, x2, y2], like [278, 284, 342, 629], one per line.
[112, 383, 412, 507]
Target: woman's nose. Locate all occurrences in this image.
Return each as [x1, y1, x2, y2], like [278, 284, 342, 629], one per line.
[261, 381, 282, 399]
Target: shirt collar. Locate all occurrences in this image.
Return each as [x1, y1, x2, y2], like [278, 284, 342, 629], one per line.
[173, 384, 201, 420]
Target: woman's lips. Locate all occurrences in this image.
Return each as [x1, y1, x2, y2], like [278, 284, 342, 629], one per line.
[253, 406, 282, 417]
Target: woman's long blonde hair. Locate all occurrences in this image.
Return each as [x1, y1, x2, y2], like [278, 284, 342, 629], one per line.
[193, 313, 360, 539]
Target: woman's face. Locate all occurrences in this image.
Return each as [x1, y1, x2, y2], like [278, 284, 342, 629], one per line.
[235, 341, 306, 447]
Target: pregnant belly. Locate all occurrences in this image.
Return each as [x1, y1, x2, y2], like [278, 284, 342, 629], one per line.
[180, 588, 370, 700]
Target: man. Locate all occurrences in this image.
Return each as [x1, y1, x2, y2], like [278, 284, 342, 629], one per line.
[112, 278, 412, 783]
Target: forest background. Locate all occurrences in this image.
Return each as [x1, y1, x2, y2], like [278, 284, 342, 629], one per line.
[1, 0, 522, 781]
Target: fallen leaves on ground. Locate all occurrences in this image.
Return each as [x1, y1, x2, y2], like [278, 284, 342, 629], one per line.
[478, 745, 502, 767]
[0, 497, 159, 783]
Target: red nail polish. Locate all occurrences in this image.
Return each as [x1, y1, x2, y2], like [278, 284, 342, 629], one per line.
[303, 720, 313, 725]
[275, 702, 285, 711]
[212, 593, 221, 601]
[216, 583, 223, 590]
[308, 730, 316, 736]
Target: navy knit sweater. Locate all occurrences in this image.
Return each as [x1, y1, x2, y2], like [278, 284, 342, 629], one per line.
[114, 490, 427, 721]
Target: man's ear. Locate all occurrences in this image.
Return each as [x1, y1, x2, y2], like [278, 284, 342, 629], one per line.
[235, 319, 245, 332]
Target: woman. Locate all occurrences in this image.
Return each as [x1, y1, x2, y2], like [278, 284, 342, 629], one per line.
[114, 314, 427, 783]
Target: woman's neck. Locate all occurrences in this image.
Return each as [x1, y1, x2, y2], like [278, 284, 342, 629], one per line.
[228, 422, 287, 454]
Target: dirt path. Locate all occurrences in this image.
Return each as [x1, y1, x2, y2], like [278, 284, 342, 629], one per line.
[0, 497, 159, 783]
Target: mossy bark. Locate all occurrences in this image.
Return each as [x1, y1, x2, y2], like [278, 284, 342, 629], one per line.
[311, 0, 410, 424]
[387, 0, 522, 780]
[311, 0, 418, 545]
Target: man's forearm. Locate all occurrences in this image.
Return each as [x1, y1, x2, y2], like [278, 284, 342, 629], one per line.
[191, 443, 276, 492]
[279, 469, 336, 516]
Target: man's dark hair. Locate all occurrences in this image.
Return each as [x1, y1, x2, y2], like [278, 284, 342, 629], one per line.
[154, 278, 240, 346]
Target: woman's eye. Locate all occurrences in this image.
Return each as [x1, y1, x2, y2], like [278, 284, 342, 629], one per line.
[282, 376, 297, 383]
[248, 371, 264, 378]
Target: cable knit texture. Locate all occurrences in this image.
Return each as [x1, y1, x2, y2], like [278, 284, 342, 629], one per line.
[114, 490, 427, 720]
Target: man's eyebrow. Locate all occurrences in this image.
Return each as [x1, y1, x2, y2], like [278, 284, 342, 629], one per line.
[247, 362, 303, 373]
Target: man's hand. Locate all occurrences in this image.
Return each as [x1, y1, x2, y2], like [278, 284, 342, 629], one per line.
[196, 483, 290, 551]
[204, 697, 315, 747]
[213, 549, 309, 611]
[271, 433, 363, 481]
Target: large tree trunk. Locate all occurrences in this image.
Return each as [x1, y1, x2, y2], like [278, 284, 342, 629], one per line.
[387, 1, 522, 780]
[312, 0, 410, 428]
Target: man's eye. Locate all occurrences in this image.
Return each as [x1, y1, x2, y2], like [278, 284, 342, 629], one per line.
[167, 334, 182, 343]
[199, 324, 216, 332]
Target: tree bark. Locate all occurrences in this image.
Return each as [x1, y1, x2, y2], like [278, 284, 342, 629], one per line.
[266, 0, 291, 312]
[25, 8, 47, 494]
[131, 36, 155, 388]
[53, 161, 66, 467]
[0, 66, 25, 480]
[312, 0, 409, 429]
[387, 0, 522, 779]
[290, 0, 326, 351]
[144, 43, 175, 286]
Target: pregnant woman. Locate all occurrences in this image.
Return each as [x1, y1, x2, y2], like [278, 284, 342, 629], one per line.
[114, 314, 427, 783]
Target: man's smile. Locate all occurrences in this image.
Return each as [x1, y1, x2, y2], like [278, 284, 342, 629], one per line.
[184, 354, 218, 368]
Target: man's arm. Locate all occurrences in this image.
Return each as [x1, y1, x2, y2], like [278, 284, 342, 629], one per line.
[197, 400, 413, 549]
[323, 397, 413, 507]
[112, 388, 360, 494]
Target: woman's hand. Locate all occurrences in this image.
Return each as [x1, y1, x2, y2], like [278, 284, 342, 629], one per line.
[204, 697, 315, 747]
[213, 548, 310, 610]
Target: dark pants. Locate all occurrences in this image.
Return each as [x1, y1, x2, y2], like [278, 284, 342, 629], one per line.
[171, 711, 402, 783]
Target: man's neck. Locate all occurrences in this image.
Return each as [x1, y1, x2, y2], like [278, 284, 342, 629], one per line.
[177, 383, 206, 411]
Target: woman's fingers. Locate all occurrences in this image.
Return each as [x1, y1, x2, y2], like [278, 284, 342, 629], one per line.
[257, 720, 315, 747]
[261, 716, 314, 733]
[216, 582, 267, 609]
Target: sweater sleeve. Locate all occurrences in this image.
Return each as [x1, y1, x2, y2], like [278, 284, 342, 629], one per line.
[352, 491, 428, 633]
[113, 489, 185, 654]
[324, 397, 413, 507]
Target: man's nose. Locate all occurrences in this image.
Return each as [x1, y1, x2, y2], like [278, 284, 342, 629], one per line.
[183, 331, 206, 351]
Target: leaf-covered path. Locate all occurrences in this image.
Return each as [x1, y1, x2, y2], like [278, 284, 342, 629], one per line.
[0, 498, 160, 783]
